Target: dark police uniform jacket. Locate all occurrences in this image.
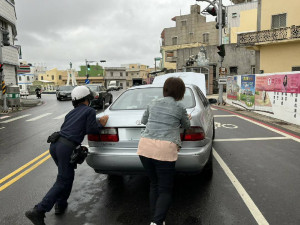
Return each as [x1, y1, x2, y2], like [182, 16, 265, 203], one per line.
[59, 104, 102, 144]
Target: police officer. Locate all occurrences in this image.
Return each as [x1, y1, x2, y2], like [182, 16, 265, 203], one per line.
[25, 86, 109, 225]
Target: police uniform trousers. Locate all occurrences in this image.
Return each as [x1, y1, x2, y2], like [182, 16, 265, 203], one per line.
[36, 141, 75, 212]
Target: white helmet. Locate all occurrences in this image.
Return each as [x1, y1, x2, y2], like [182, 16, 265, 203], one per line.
[71, 86, 92, 101]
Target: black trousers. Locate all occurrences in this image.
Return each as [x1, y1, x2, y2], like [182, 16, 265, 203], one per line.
[36, 141, 75, 212]
[139, 156, 176, 225]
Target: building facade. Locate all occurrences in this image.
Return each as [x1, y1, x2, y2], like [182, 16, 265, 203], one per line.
[160, 3, 257, 94]
[161, 4, 218, 71]
[123, 64, 149, 87]
[38, 68, 78, 87]
[238, 0, 300, 73]
[0, 0, 19, 92]
[104, 67, 127, 89]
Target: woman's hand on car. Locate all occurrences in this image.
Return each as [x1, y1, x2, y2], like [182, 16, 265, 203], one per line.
[99, 115, 109, 126]
[188, 114, 192, 120]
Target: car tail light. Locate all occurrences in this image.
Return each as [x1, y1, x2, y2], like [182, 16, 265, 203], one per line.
[180, 126, 205, 141]
[88, 128, 119, 142]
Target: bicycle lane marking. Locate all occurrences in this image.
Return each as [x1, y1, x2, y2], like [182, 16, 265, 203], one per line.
[212, 106, 300, 143]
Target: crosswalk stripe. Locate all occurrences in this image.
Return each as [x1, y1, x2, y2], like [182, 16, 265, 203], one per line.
[26, 113, 52, 122]
[0, 114, 31, 123]
[0, 116, 10, 120]
[53, 113, 67, 120]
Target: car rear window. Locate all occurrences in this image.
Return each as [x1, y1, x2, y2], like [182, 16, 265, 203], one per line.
[59, 86, 74, 91]
[110, 87, 195, 110]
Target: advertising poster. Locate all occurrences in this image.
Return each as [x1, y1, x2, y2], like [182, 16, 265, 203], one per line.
[254, 75, 274, 113]
[239, 75, 255, 109]
[226, 76, 238, 100]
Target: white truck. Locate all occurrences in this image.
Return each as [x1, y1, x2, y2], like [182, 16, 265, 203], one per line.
[107, 80, 120, 91]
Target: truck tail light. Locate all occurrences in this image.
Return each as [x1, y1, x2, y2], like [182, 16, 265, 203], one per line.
[88, 128, 119, 142]
[180, 126, 205, 141]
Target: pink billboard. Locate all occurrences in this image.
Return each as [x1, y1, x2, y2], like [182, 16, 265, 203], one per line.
[256, 73, 300, 93]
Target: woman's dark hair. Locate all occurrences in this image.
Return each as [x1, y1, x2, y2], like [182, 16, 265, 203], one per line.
[163, 77, 185, 101]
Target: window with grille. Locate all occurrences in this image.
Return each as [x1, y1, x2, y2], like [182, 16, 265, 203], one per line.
[18, 76, 21, 81]
[203, 33, 209, 43]
[110, 72, 113, 77]
[271, 13, 286, 29]
[120, 72, 123, 76]
[172, 37, 178, 45]
[59, 75, 62, 80]
[27, 76, 30, 81]
[181, 20, 187, 26]
[52, 75, 54, 80]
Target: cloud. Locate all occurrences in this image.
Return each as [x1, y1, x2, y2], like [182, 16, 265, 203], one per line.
[15, 0, 233, 70]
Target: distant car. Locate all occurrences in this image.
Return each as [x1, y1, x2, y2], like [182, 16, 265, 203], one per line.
[20, 89, 29, 97]
[86, 72, 217, 178]
[107, 85, 121, 91]
[85, 84, 113, 109]
[56, 86, 75, 101]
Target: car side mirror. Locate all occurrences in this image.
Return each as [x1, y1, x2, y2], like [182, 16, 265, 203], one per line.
[208, 98, 217, 104]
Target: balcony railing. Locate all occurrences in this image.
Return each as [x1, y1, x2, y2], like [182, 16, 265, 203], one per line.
[238, 25, 300, 46]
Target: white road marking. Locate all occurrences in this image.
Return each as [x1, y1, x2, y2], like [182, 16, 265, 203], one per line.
[53, 113, 67, 120]
[213, 148, 269, 225]
[214, 137, 290, 142]
[26, 113, 52, 122]
[0, 116, 10, 120]
[214, 115, 237, 117]
[0, 127, 5, 130]
[0, 114, 31, 123]
[236, 115, 300, 143]
[215, 122, 238, 129]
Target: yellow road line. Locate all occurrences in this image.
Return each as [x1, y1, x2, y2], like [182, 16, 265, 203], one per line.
[0, 154, 51, 192]
[0, 150, 49, 184]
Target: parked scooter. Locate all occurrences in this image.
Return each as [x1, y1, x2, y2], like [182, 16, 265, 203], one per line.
[35, 88, 42, 99]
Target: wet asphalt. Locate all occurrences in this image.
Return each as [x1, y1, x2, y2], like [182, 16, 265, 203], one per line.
[0, 93, 299, 225]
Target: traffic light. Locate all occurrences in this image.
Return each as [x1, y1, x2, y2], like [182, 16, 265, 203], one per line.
[217, 44, 225, 57]
[2, 29, 10, 46]
[87, 64, 91, 71]
[206, 6, 217, 16]
[86, 74, 89, 79]
[216, 9, 226, 29]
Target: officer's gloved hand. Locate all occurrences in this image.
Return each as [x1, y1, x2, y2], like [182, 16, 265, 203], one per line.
[99, 115, 109, 126]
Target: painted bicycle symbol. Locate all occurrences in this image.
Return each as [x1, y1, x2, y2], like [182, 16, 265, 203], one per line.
[215, 122, 238, 129]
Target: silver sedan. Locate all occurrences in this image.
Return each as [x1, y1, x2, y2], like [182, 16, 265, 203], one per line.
[86, 83, 216, 178]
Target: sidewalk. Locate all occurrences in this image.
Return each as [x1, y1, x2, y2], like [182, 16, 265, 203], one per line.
[207, 94, 300, 137]
[0, 95, 43, 114]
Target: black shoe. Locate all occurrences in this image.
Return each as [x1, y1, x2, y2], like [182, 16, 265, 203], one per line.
[54, 202, 68, 215]
[25, 207, 45, 225]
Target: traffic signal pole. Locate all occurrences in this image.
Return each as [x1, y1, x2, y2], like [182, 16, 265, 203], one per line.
[217, 0, 224, 105]
[0, 29, 8, 112]
[196, 0, 224, 104]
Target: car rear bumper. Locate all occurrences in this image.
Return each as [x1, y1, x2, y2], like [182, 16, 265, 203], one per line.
[86, 142, 212, 175]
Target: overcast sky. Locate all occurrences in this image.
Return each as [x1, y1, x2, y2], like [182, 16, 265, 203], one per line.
[15, 0, 233, 71]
